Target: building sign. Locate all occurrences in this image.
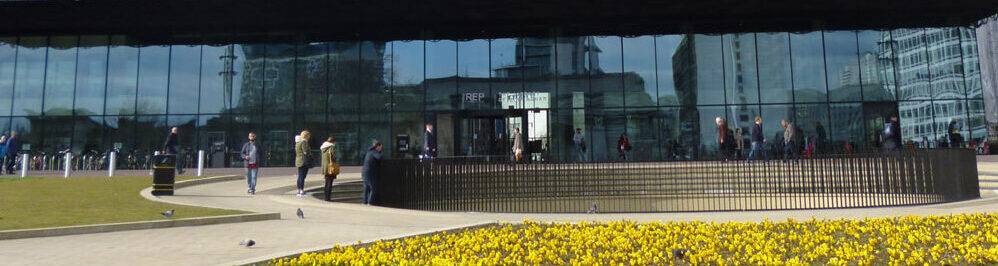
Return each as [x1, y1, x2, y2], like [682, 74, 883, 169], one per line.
[463, 92, 485, 103]
[500, 92, 550, 109]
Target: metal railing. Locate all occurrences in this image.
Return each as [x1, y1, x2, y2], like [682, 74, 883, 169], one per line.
[375, 148, 979, 213]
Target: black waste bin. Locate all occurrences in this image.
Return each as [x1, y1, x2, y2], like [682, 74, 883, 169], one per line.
[152, 154, 177, 196]
[210, 141, 226, 168]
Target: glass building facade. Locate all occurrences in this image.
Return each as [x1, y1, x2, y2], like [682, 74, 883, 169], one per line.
[0, 27, 987, 166]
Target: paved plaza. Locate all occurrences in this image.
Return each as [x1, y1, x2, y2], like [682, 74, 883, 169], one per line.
[0, 157, 996, 266]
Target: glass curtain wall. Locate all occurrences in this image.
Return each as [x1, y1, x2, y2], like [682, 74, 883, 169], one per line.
[0, 26, 986, 165]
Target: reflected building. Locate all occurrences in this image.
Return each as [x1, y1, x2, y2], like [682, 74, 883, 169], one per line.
[977, 16, 998, 141]
[892, 28, 986, 145]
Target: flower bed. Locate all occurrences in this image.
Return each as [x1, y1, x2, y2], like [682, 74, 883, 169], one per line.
[271, 213, 998, 265]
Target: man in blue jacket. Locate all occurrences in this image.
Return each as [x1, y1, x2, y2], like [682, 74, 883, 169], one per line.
[423, 124, 437, 159]
[5, 132, 20, 175]
[745, 117, 768, 163]
[362, 141, 383, 205]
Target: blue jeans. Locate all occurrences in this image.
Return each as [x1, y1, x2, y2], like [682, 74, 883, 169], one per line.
[746, 142, 768, 162]
[175, 153, 184, 174]
[575, 145, 585, 162]
[246, 167, 258, 193]
[362, 177, 375, 204]
[783, 141, 798, 162]
[296, 167, 308, 191]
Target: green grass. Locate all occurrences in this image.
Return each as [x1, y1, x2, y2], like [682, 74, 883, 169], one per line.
[0, 175, 246, 231]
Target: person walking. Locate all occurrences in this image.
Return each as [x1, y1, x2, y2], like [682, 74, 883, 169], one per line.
[716, 117, 734, 162]
[746, 117, 768, 163]
[240, 132, 261, 194]
[882, 116, 901, 151]
[240, 132, 261, 195]
[617, 133, 631, 161]
[782, 120, 798, 163]
[362, 141, 383, 205]
[511, 128, 524, 163]
[294, 130, 312, 197]
[573, 128, 586, 162]
[4, 133, 18, 175]
[423, 123, 437, 160]
[948, 120, 963, 148]
[814, 122, 826, 154]
[162, 127, 184, 174]
[734, 128, 744, 160]
[0, 136, 7, 174]
[320, 137, 338, 201]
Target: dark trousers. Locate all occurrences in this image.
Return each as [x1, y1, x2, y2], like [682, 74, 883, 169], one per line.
[719, 143, 732, 161]
[323, 175, 336, 201]
[362, 177, 375, 204]
[296, 167, 309, 190]
[4, 156, 14, 174]
[783, 141, 798, 162]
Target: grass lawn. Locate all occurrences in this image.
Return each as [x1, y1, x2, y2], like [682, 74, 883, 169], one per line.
[0, 175, 246, 231]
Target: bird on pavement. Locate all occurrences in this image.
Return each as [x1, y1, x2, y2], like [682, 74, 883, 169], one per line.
[296, 208, 304, 219]
[587, 203, 597, 214]
[161, 209, 174, 218]
[239, 239, 255, 247]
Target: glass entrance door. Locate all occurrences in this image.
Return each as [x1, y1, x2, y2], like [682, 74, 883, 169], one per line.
[458, 116, 505, 157]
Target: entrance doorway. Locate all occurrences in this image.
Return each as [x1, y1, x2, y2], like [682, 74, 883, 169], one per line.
[429, 109, 548, 161]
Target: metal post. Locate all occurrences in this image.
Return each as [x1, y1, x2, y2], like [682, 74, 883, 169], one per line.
[20, 154, 28, 178]
[197, 150, 205, 177]
[108, 151, 116, 177]
[64, 152, 72, 178]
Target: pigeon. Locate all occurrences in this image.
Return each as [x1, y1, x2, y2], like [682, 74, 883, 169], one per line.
[587, 203, 597, 214]
[296, 208, 304, 219]
[671, 248, 690, 259]
[239, 239, 255, 247]
[161, 209, 174, 218]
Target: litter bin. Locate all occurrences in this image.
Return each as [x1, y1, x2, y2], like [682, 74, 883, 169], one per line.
[210, 141, 226, 168]
[152, 154, 177, 196]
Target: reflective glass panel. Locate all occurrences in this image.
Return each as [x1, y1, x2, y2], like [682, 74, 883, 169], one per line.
[75, 35, 108, 116]
[168, 44, 201, 114]
[790, 32, 827, 103]
[43, 36, 78, 116]
[723, 33, 759, 105]
[13, 37, 46, 116]
[757, 33, 793, 103]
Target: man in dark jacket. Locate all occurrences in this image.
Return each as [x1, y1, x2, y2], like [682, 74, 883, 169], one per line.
[5, 132, 20, 175]
[746, 117, 768, 163]
[948, 120, 963, 148]
[423, 124, 437, 159]
[162, 127, 183, 174]
[362, 141, 383, 205]
[883, 116, 901, 151]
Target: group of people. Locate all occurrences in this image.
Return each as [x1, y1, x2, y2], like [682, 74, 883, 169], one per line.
[267, 130, 382, 205]
[422, 123, 528, 164]
[715, 116, 833, 164]
[0, 132, 21, 175]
